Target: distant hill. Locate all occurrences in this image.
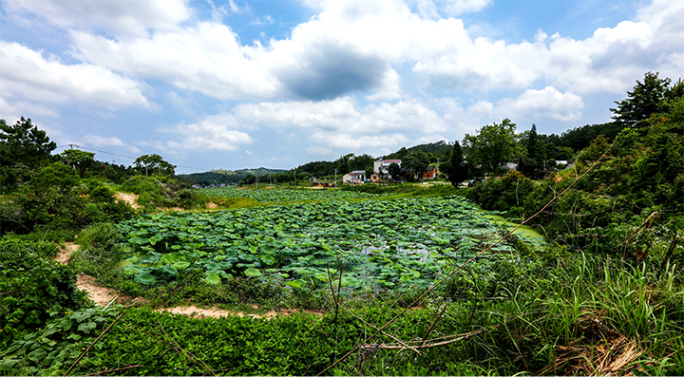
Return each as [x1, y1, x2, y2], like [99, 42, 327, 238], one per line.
[383, 141, 453, 163]
[179, 168, 286, 186]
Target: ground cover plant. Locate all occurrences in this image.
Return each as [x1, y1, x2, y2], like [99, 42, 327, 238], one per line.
[115, 196, 534, 296]
[197, 187, 382, 203]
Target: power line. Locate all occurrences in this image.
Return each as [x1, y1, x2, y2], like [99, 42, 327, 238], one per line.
[61, 144, 212, 171]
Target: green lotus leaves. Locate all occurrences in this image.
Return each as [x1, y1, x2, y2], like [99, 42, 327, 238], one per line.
[244, 268, 261, 277]
[172, 261, 191, 270]
[118, 192, 541, 293]
[123, 265, 143, 276]
[134, 272, 157, 285]
[205, 272, 221, 285]
[286, 279, 307, 289]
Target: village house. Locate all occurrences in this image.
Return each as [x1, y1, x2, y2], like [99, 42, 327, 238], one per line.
[373, 158, 401, 176]
[342, 170, 367, 184]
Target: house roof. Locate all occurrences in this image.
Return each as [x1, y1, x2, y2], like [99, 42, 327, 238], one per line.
[383, 159, 401, 164]
[427, 165, 435, 171]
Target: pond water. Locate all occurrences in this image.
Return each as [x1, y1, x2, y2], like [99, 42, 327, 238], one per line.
[484, 215, 545, 244]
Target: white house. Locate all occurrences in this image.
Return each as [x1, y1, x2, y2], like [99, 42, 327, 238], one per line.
[343, 170, 367, 184]
[373, 158, 402, 175]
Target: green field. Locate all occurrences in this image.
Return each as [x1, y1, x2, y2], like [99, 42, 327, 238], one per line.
[118, 196, 531, 294]
[197, 186, 381, 203]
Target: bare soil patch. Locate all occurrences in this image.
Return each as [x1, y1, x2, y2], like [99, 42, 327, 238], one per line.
[56, 242, 79, 265]
[206, 202, 218, 209]
[155, 305, 323, 320]
[77, 274, 129, 307]
[115, 192, 140, 209]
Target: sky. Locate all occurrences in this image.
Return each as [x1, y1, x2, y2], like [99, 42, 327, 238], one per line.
[1, 0, 683, 172]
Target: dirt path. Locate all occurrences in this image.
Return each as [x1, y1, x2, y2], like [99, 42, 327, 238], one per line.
[115, 192, 140, 209]
[155, 305, 322, 320]
[56, 243, 323, 319]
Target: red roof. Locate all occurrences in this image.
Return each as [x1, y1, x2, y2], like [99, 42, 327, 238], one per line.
[383, 159, 401, 163]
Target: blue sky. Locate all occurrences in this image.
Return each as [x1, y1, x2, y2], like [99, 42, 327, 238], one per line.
[1, 0, 682, 172]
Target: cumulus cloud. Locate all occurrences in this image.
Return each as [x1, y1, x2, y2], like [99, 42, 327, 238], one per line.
[82, 135, 141, 153]
[233, 97, 447, 134]
[70, 23, 279, 100]
[0, 41, 148, 107]
[494, 87, 584, 122]
[1, 0, 191, 37]
[167, 115, 253, 152]
[310, 132, 410, 149]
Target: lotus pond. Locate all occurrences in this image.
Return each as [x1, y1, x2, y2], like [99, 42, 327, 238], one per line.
[197, 186, 381, 203]
[117, 196, 539, 295]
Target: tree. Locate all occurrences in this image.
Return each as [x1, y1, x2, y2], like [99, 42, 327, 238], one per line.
[0, 117, 57, 190]
[610, 72, 670, 129]
[462, 119, 526, 176]
[60, 149, 95, 178]
[388, 162, 402, 181]
[134, 154, 176, 176]
[365, 167, 374, 180]
[0, 117, 56, 169]
[446, 141, 468, 187]
[403, 150, 430, 180]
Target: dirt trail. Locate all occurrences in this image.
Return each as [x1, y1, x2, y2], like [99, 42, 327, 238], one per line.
[56, 243, 323, 319]
[155, 305, 322, 320]
[115, 192, 140, 209]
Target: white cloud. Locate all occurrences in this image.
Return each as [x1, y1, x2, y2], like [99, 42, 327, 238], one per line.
[306, 146, 333, 155]
[1, 0, 191, 38]
[234, 97, 447, 135]
[311, 132, 410, 149]
[442, 0, 492, 16]
[251, 15, 274, 25]
[0, 41, 148, 107]
[82, 134, 141, 153]
[71, 23, 279, 100]
[494, 87, 584, 122]
[168, 116, 253, 152]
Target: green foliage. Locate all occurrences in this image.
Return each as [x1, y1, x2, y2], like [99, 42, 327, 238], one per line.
[116, 197, 530, 297]
[198, 187, 380, 203]
[0, 117, 57, 191]
[134, 154, 176, 177]
[445, 141, 468, 186]
[0, 240, 88, 349]
[610, 72, 672, 129]
[0, 307, 118, 376]
[387, 162, 402, 181]
[463, 119, 526, 176]
[60, 149, 95, 178]
[402, 150, 430, 180]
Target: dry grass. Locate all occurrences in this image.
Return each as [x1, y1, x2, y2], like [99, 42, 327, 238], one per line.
[542, 315, 642, 376]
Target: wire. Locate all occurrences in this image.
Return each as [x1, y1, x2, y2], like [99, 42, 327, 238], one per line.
[61, 144, 212, 171]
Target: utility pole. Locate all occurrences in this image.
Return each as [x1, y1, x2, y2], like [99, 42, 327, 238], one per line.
[436, 158, 440, 179]
[334, 169, 337, 187]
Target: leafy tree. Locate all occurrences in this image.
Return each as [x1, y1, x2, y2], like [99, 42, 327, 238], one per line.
[0, 117, 56, 190]
[365, 167, 374, 180]
[403, 150, 430, 180]
[134, 154, 176, 176]
[60, 149, 95, 178]
[445, 141, 468, 187]
[610, 72, 671, 129]
[388, 162, 402, 181]
[462, 119, 526, 176]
